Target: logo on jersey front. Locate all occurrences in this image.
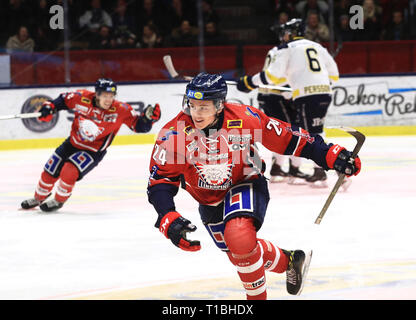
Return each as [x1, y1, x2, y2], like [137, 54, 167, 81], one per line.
[194, 160, 233, 190]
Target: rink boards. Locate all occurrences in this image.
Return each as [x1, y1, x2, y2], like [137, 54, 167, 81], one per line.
[1, 74, 416, 150]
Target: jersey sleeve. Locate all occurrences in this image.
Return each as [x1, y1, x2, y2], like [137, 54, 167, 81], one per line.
[252, 46, 290, 87]
[255, 107, 332, 169]
[321, 47, 339, 83]
[50, 91, 81, 111]
[147, 126, 185, 217]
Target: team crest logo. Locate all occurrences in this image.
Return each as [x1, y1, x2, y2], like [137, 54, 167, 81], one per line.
[194, 160, 233, 190]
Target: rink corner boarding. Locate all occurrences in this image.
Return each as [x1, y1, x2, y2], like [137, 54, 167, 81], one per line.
[1, 74, 416, 151]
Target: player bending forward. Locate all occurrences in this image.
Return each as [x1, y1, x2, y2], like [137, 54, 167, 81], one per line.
[22, 78, 161, 212]
[147, 73, 360, 299]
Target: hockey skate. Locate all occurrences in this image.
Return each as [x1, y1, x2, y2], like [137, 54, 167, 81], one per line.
[269, 160, 289, 183]
[287, 165, 310, 185]
[39, 199, 64, 212]
[306, 167, 328, 188]
[21, 198, 42, 210]
[283, 249, 313, 296]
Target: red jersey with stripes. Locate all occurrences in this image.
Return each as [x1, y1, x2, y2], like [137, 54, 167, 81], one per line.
[60, 90, 139, 152]
[148, 102, 316, 206]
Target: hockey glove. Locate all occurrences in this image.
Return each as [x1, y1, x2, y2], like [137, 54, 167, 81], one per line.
[158, 211, 201, 252]
[38, 101, 56, 122]
[326, 144, 361, 177]
[144, 103, 161, 123]
[236, 76, 257, 93]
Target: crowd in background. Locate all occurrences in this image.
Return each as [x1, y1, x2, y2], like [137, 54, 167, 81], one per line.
[0, 0, 414, 53]
[270, 0, 413, 43]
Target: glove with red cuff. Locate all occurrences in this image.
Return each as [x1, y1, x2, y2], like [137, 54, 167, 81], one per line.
[157, 211, 201, 252]
[326, 144, 361, 176]
[38, 101, 56, 122]
[144, 103, 161, 123]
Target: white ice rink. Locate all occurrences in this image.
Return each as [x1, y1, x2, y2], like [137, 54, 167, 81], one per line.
[0, 135, 415, 300]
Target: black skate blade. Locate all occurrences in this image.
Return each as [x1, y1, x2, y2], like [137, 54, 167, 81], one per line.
[297, 250, 313, 296]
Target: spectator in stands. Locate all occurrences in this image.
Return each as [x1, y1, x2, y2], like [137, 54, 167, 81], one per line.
[382, 10, 410, 40]
[204, 21, 228, 46]
[164, 0, 195, 31]
[202, 0, 219, 24]
[34, 25, 54, 52]
[305, 10, 330, 43]
[269, 0, 297, 18]
[115, 30, 138, 49]
[296, 0, 329, 23]
[6, 26, 35, 53]
[112, 0, 137, 36]
[140, 23, 163, 48]
[356, 0, 382, 41]
[90, 25, 115, 50]
[1, 0, 29, 45]
[137, 0, 164, 38]
[170, 20, 198, 47]
[336, 14, 356, 42]
[79, 0, 113, 33]
[334, 0, 352, 23]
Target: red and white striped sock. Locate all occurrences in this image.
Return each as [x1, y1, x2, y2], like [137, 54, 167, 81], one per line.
[258, 238, 288, 274]
[55, 162, 79, 203]
[34, 171, 58, 201]
[227, 243, 267, 300]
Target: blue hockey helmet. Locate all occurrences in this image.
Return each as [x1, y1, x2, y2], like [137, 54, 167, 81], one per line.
[183, 72, 227, 114]
[95, 78, 117, 95]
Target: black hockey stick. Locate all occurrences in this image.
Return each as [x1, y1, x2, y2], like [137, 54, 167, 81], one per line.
[162, 55, 293, 92]
[314, 127, 366, 225]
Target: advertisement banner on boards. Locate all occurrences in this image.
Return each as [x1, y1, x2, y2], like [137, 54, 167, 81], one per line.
[0, 74, 415, 141]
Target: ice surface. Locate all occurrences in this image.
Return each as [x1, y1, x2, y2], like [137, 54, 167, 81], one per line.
[0, 135, 415, 300]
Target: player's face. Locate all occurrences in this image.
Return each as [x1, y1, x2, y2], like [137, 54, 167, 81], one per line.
[96, 92, 115, 109]
[189, 99, 219, 130]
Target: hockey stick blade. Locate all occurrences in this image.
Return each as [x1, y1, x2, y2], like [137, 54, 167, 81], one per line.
[0, 112, 41, 120]
[314, 127, 366, 225]
[163, 55, 192, 80]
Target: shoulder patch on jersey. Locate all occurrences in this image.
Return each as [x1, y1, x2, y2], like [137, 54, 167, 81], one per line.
[108, 106, 117, 112]
[160, 130, 178, 141]
[81, 97, 91, 104]
[245, 107, 261, 124]
[227, 119, 243, 128]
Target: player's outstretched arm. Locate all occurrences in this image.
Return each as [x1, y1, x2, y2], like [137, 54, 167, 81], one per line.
[133, 103, 161, 133]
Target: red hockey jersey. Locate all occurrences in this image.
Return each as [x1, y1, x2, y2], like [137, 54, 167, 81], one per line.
[55, 89, 143, 152]
[148, 102, 324, 207]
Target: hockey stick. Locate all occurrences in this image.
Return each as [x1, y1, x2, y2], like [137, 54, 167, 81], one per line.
[163, 55, 293, 92]
[314, 127, 366, 225]
[0, 112, 41, 120]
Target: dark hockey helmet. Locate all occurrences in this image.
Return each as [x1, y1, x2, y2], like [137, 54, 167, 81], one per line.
[182, 72, 227, 114]
[282, 18, 305, 40]
[95, 78, 117, 95]
[270, 23, 286, 44]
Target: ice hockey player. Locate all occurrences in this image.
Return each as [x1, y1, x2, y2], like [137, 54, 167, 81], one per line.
[237, 23, 308, 184]
[21, 78, 161, 212]
[237, 18, 340, 187]
[147, 73, 360, 300]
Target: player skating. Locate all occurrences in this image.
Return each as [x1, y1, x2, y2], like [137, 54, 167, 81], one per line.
[237, 18, 340, 187]
[21, 78, 161, 212]
[147, 73, 361, 299]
